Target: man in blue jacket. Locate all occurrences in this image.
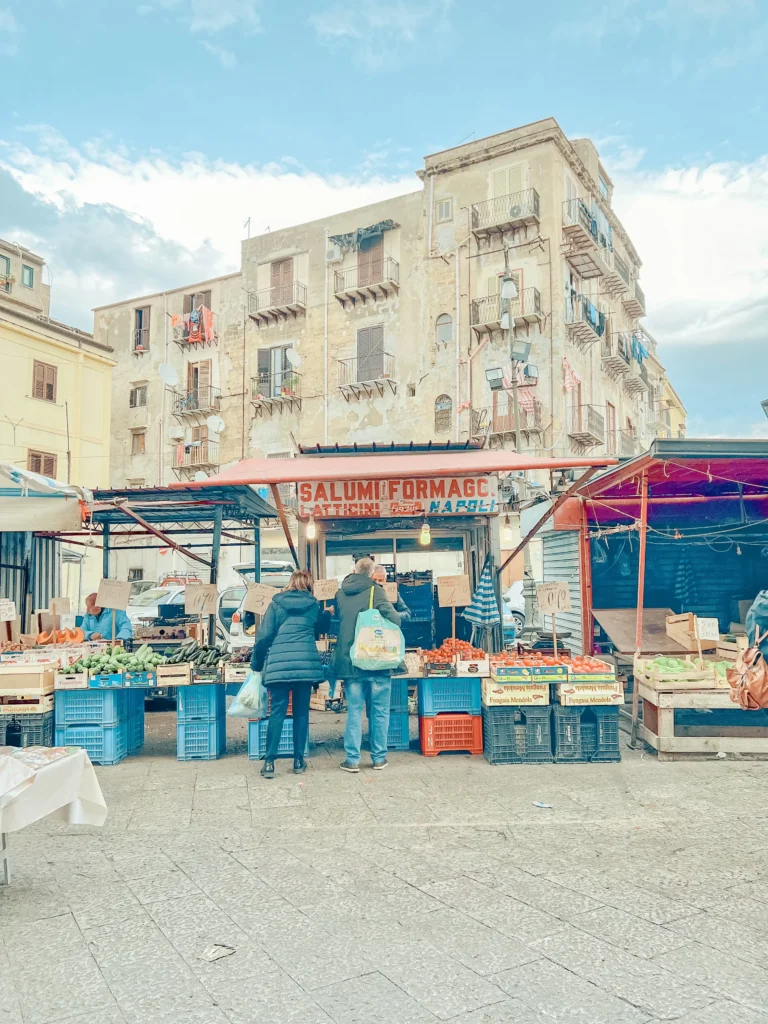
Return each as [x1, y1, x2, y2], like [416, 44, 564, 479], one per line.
[81, 592, 133, 641]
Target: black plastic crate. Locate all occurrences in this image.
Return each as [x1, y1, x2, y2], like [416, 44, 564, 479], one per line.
[553, 706, 621, 763]
[0, 711, 54, 748]
[482, 706, 552, 765]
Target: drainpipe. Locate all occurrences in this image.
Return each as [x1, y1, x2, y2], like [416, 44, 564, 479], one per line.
[159, 291, 167, 486]
[454, 245, 460, 441]
[468, 337, 488, 429]
[324, 229, 329, 444]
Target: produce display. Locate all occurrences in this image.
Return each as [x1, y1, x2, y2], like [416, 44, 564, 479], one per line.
[0, 641, 24, 652]
[37, 628, 85, 645]
[163, 638, 231, 666]
[491, 652, 569, 668]
[423, 639, 486, 663]
[61, 644, 166, 675]
[228, 647, 251, 665]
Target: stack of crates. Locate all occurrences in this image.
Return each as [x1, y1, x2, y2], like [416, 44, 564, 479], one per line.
[127, 689, 145, 755]
[482, 706, 553, 765]
[54, 689, 129, 765]
[0, 711, 54, 748]
[248, 689, 308, 760]
[387, 676, 410, 750]
[398, 579, 434, 649]
[552, 706, 621, 763]
[418, 676, 483, 756]
[176, 684, 226, 761]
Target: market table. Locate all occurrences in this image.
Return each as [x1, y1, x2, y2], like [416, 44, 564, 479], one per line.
[0, 746, 107, 884]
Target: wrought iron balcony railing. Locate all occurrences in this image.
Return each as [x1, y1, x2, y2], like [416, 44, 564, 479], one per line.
[172, 386, 222, 415]
[471, 189, 540, 233]
[567, 404, 605, 445]
[248, 281, 307, 315]
[334, 257, 399, 294]
[338, 353, 396, 386]
[251, 371, 302, 402]
[173, 440, 219, 468]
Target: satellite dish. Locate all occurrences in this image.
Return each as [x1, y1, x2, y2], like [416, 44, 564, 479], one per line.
[158, 363, 179, 387]
[169, 426, 185, 441]
[285, 349, 300, 367]
[206, 415, 225, 434]
[193, 471, 208, 482]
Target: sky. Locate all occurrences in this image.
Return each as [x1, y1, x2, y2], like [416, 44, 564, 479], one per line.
[1, 0, 767, 436]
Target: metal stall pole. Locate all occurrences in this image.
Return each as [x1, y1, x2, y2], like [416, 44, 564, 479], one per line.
[208, 506, 223, 644]
[102, 523, 110, 579]
[253, 527, 261, 583]
[630, 469, 649, 747]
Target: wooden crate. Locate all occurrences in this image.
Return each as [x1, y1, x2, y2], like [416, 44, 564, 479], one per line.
[638, 681, 768, 761]
[716, 636, 749, 661]
[634, 655, 718, 690]
[666, 613, 717, 651]
[156, 663, 192, 686]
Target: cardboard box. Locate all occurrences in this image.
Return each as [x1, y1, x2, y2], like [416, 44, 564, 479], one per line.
[125, 671, 156, 688]
[482, 680, 549, 706]
[490, 665, 531, 681]
[156, 663, 192, 686]
[0, 665, 56, 695]
[530, 664, 568, 678]
[88, 672, 125, 689]
[55, 672, 89, 690]
[0, 693, 55, 714]
[557, 681, 624, 706]
[423, 662, 455, 677]
[455, 657, 490, 677]
[224, 664, 249, 684]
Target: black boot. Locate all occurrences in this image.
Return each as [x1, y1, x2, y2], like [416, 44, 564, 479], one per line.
[293, 757, 307, 775]
[260, 759, 275, 779]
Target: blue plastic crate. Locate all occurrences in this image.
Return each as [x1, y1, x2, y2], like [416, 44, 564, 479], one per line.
[55, 688, 129, 728]
[54, 722, 128, 765]
[127, 711, 144, 755]
[177, 718, 226, 761]
[417, 676, 482, 717]
[398, 582, 434, 620]
[127, 689, 146, 715]
[387, 710, 410, 750]
[177, 684, 225, 721]
[482, 706, 553, 765]
[248, 717, 309, 760]
[389, 676, 410, 711]
[0, 711, 54, 747]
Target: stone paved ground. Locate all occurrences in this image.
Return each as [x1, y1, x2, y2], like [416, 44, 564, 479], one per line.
[3, 709, 768, 1024]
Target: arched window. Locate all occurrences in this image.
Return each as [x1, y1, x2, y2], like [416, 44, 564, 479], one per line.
[434, 394, 452, 434]
[436, 313, 453, 347]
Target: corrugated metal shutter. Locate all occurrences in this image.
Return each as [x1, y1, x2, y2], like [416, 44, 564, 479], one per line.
[0, 533, 60, 623]
[542, 530, 582, 653]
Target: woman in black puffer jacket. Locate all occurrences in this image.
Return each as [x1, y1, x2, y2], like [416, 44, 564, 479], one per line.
[251, 570, 329, 778]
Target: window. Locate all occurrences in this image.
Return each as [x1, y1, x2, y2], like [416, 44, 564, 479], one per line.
[407, 384, 416, 397]
[187, 360, 212, 402]
[598, 173, 610, 201]
[436, 198, 453, 223]
[271, 259, 293, 304]
[357, 235, 383, 287]
[131, 430, 146, 455]
[127, 568, 144, 582]
[0, 254, 9, 286]
[32, 360, 57, 402]
[129, 384, 147, 408]
[356, 324, 385, 381]
[606, 402, 617, 453]
[434, 394, 453, 434]
[183, 290, 212, 313]
[257, 346, 293, 397]
[436, 314, 453, 347]
[21, 265, 34, 288]
[492, 165, 523, 199]
[27, 450, 57, 477]
[134, 307, 150, 350]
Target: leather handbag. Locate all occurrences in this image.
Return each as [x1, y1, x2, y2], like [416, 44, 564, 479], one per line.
[727, 630, 768, 710]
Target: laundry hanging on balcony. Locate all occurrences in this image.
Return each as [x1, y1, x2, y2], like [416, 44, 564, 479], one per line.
[329, 219, 399, 252]
[562, 358, 582, 391]
[188, 308, 202, 345]
[631, 333, 649, 363]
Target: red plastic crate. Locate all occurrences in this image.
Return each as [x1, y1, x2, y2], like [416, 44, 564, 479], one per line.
[419, 712, 483, 757]
[266, 690, 293, 716]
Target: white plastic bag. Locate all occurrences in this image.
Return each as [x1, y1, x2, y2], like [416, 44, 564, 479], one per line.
[228, 669, 266, 719]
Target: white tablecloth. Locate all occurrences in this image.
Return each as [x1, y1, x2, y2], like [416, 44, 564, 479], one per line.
[0, 747, 108, 833]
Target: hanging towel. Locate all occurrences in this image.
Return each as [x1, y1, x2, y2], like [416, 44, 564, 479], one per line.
[202, 306, 214, 342]
[171, 314, 181, 329]
[188, 307, 201, 345]
[562, 358, 581, 391]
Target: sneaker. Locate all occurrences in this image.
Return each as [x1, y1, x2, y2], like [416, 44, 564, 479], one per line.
[372, 759, 389, 771]
[339, 760, 360, 773]
[260, 759, 275, 779]
[293, 758, 308, 775]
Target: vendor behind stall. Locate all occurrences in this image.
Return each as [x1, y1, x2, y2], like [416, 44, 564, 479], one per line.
[371, 565, 411, 621]
[81, 593, 133, 641]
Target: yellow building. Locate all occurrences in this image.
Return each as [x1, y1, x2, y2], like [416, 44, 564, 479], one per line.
[0, 238, 114, 486]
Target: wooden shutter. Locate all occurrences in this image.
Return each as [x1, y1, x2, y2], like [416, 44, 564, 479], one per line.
[33, 361, 46, 400]
[357, 324, 384, 382]
[507, 165, 523, 195]
[358, 235, 382, 286]
[183, 294, 193, 314]
[45, 364, 57, 402]
[28, 451, 41, 473]
[187, 362, 196, 393]
[492, 170, 507, 198]
[198, 360, 211, 402]
[257, 350, 270, 377]
[129, 388, 136, 408]
[271, 259, 293, 304]
[200, 290, 211, 308]
[43, 453, 56, 477]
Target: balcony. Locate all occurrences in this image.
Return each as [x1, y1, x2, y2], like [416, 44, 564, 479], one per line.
[248, 281, 307, 327]
[565, 296, 605, 348]
[173, 440, 219, 471]
[0, 275, 11, 294]
[567, 404, 605, 447]
[470, 189, 540, 240]
[600, 248, 630, 295]
[615, 253, 631, 288]
[601, 332, 632, 379]
[470, 400, 544, 446]
[623, 279, 646, 319]
[173, 310, 219, 348]
[172, 386, 221, 417]
[337, 353, 397, 402]
[132, 327, 149, 353]
[646, 399, 668, 431]
[470, 288, 543, 336]
[562, 198, 599, 251]
[619, 430, 640, 458]
[334, 257, 399, 307]
[251, 371, 302, 416]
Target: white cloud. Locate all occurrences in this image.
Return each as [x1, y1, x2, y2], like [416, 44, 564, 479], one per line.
[310, 0, 452, 71]
[606, 152, 768, 348]
[0, 7, 21, 56]
[143, 0, 261, 32]
[201, 41, 237, 67]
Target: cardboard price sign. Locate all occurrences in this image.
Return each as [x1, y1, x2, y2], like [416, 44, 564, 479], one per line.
[50, 597, 71, 616]
[696, 617, 720, 643]
[185, 584, 218, 616]
[383, 582, 398, 603]
[437, 575, 472, 608]
[243, 583, 275, 616]
[0, 599, 17, 623]
[96, 579, 132, 611]
[536, 581, 572, 614]
[313, 579, 339, 602]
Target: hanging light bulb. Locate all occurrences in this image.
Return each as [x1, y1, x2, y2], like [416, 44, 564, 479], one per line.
[736, 544, 742, 556]
[501, 514, 515, 548]
[305, 514, 317, 541]
[419, 519, 431, 546]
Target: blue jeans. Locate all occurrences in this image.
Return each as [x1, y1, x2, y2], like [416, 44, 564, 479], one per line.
[344, 673, 391, 765]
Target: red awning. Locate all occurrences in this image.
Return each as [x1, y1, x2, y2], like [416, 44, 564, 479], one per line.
[174, 451, 617, 487]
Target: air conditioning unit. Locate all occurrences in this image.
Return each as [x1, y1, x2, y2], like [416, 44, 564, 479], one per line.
[325, 243, 343, 264]
[509, 204, 523, 219]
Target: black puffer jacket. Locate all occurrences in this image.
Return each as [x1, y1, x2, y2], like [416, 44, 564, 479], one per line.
[332, 573, 401, 680]
[251, 590, 328, 687]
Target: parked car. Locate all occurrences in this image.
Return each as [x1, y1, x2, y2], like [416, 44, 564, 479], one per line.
[125, 585, 186, 627]
[502, 580, 526, 642]
[217, 561, 294, 647]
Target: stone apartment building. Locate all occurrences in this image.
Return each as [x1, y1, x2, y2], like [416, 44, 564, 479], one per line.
[95, 118, 684, 574]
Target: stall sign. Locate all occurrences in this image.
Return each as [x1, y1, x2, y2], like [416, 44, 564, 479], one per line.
[297, 475, 498, 518]
[185, 584, 218, 616]
[696, 617, 720, 643]
[313, 579, 339, 602]
[0, 599, 17, 622]
[50, 597, 71, 616]
[96, 580, 132, 611]
[437, 575, 472, 608]
[383, 582, 398, 603]
[243, 583, 275, 616]
[536, 581, 572, 614]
